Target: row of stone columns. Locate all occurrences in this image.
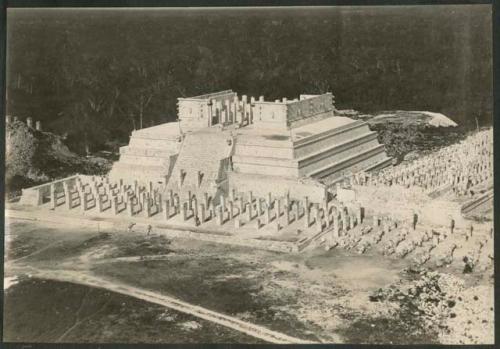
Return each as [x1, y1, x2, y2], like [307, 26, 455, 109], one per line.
[350, 129, 492, 197]
[208, 95, 267, 127]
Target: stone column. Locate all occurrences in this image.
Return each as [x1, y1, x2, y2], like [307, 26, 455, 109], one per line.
[373, 215, 379, 228]
[249, 96, 255, 124]
[225, 99, 231, 124]
[315, 209, 321, 229]
[182, 202, 188, 221]
[304, 207, 310, 228]
[284, 192, 290, 208]
[238, 198, 245, 214]
[216, 206, 223, 225]
[200, 203, 206, 223]
[284, 205, 290, 225]
[64, 183, 72, 209]
[316, 217, 323, 233]
[209, 201, 215, 220]
[220, 195, 226, 211]
[242, 95, 248, 124]
[204, 192, 209, 207]
[257, 198, 262, 216]
[233, 96, 239, 124]
[276, 199, 281, 218]
[351, 213, 357, 228]
[134, 180, 139, 197]
[127, 198, 134, 216]
[165, 200, 170, 219]
[246, 203, 252, 221]
[112, 196, 119, 215]
[192, 197, 198, 220]
[197, 171, 203, 187]
[82, 191, 89, 211]
[174, 194, 180, 212]
[97, 194, 104, 213]
[157, 193, 163, 212]
[178, 169, 184, 187]
[295, 202, 301, 220]
[357, 206, 363, 223]
[77, 186, 84, 211]
[229, 201, 234, 218]
[333, 218, 340, 238]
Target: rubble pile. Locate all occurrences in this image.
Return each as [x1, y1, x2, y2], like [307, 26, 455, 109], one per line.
[369, 270, 494, 344]
[329, 212, 493, 275]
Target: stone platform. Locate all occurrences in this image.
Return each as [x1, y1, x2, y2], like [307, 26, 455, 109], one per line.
[108, 123, 182, 185]
[230, 116, 391, 198]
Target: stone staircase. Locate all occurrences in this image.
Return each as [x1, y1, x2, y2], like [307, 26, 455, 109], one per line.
[166, 129, 234, 200]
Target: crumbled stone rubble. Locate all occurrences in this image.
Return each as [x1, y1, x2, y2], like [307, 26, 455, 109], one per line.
[369, 269, 494, 344]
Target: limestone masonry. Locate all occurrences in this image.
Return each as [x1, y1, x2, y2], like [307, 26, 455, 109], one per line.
[108, 90, 391, 201]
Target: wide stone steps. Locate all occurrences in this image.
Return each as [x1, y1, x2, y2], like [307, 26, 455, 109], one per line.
[309, 144, 387, 179]
[296, 131, 377, 166]
[293, 120, 365, 147]
[293, 121, 368, 158]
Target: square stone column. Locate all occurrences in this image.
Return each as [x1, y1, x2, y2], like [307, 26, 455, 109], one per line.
[216, 206, 223, 225]
[199, 203, 206, 223]
[304, 207, 310, 228]
[164, 200, 170, 220]
[182, 202, 188, 221]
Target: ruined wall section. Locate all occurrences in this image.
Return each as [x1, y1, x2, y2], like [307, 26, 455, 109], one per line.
[287, 93, 335, 128]
[251, 93, 335, 131]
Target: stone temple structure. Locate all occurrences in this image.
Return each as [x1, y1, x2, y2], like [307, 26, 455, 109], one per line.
[108, 90, 392, 202]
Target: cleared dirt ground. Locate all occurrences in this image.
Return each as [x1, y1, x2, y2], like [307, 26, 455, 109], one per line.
[4, 218, 493, 344]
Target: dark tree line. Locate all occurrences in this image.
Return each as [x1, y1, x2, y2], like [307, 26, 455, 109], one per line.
[6, 6, 492, 155]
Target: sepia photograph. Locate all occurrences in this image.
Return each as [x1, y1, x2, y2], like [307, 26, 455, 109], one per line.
[3, 3, 495, 346]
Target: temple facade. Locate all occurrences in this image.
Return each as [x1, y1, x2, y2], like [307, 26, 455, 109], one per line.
[109, 90, 391, 203]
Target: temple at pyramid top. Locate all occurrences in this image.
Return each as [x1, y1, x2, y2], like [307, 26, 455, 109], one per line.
[177, 89, 335, 132]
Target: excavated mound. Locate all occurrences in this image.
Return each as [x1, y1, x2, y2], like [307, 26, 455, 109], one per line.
[6, 120, 110, 196]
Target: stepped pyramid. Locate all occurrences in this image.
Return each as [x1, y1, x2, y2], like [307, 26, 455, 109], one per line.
[229, 93, 391, 201]
[108, 122, 181, 185]
[108, 90, 391, 203]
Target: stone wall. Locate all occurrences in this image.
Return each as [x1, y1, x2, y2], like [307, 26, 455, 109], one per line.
[287, 93, 334, 126]
[251, 102, 288, 129]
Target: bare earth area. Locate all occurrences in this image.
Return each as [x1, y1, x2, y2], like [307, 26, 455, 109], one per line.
[4, 218, 494, 344]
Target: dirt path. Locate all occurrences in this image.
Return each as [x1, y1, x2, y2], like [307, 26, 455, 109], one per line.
[8, 265, 317, 344]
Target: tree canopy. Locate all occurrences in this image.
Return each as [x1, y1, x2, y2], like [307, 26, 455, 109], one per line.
[6, 6, 492, 154]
